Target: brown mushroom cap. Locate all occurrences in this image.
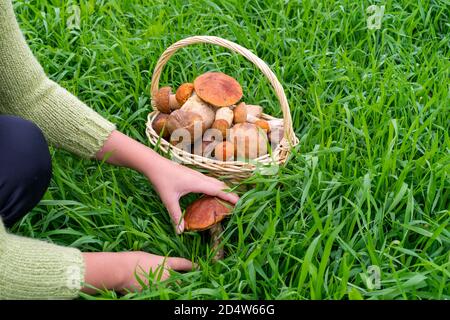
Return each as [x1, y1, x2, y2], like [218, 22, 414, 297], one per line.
[153, 87, 172, 113]
[194, 72, 243, 107]
[166, 109, 203, 141]
[254, 119, 270, 133]
[184, 196, 233, 231]
[176, 83, 195, 106]
[152, 113, 170, 139]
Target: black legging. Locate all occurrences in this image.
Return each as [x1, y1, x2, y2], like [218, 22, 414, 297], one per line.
[0, 115, 52, 227]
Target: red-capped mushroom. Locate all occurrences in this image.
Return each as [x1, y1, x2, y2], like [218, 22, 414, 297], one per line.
[184, 196, 234, 261]
[175, 83, 195, 106]
[194, 72, 243, 107]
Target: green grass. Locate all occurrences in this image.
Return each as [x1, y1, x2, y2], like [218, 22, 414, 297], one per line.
[10, 0, 449, 299]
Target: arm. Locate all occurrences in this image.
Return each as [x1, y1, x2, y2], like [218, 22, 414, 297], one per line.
[0, 219, 193, 298]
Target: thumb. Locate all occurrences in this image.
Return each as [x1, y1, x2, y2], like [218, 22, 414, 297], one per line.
[164, 197, 185, 234]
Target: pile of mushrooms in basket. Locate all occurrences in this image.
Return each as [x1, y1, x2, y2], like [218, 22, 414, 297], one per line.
[151, 72, 284, 162]
[151, 71, 284, 262]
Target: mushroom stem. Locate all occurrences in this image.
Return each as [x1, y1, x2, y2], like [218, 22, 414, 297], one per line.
[212, 106, 234, 139]
[209, 223, 224, 262]
[214, 141, 235, 161]
[169, 94, 180, 110]
[181, 94, 216, 130]
[233, 102, 263, 124]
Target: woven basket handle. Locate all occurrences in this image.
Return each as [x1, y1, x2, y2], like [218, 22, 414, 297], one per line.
[150, 35, 296, 145]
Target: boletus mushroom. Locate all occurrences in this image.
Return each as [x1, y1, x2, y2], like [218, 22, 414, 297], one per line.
[184, 196, 234, 262]
[152, 113, 170, 139]
[194, 72, 243, 107]
[166, 109, 203, 142]
[229, 122, 268, 160]
[154, 86, 180, 113]
[180, 94, 216, 131]
[212, 106, 234, 139]
[214, 141, 235, 161]
[254, 118, 283, 133]
[175, 83, 195, 106]
[233, 102, 263, 124]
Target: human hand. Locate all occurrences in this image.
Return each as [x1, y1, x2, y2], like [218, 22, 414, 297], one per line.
[146, 157, 240, 234]
[82, 251, 194, 294]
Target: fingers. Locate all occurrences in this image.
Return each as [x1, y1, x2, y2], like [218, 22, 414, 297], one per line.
[207, 181, 240, 204]
[193, 178, 240, 205]
[166, 257, 194, 271]
[164, 198, 185, 234]
[213, 189, 240, 204]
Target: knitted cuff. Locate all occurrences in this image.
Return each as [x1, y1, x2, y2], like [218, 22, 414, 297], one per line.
[0, 222, 85, 300]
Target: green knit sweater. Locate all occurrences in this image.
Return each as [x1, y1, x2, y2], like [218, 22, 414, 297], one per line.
[1, 0, 116, 299]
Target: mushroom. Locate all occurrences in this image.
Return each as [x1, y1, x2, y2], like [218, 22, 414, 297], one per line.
[268, 125, 285, 145]
[180, 94, 216, 131]
[175, 83, 195, 106]
[154, 86, 180, 113]
[233, 102, 263, 124]
[184, 196, 234, 261]
[229, 122, 268, 160]
[214, 141, 235, 161]
[152, 113, 170, 139]
[254, 118, 284, 133]
[166, 109, 203, 142]
[194, 72, 243, 107]
[211, 106, 234, 139]
[254, 119, 270, 133]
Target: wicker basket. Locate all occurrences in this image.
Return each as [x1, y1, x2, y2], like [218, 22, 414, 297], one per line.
[146, 36, 299, 181]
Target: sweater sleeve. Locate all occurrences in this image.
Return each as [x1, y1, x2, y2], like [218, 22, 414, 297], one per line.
[0, 219, 85, 299]
[0, 0, 116, 159]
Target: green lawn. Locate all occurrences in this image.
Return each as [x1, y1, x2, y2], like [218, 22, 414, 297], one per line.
[11, 0, 449, 299]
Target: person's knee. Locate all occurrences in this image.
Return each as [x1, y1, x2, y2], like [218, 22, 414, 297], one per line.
[0, 115, 52, 184]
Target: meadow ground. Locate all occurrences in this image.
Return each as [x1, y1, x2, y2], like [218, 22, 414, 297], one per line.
[10, 0, 449, 299]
